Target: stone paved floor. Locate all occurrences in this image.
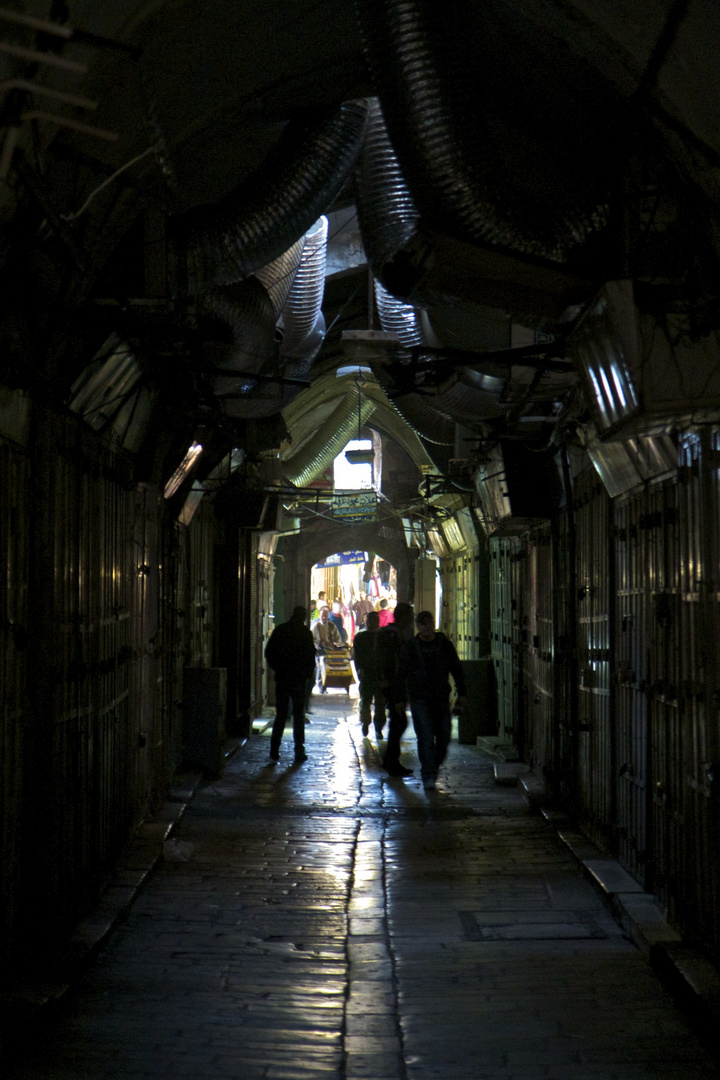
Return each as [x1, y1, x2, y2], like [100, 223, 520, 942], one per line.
[9, 691, 720, 1079]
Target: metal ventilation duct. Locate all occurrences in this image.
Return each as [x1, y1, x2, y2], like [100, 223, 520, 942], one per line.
[355, 97, 419, 294]
[282, 391, 376, 487]
[280, 215, 328, 367]
[374, 278, 424, 348]
[356, 0, 618, 263]
[176, 99, 368, 293]
[254, 237, 305, 317]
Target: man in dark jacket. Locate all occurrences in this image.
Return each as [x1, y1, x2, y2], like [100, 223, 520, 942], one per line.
[398, 610, 467, 790]
[265, 606, 316, 764]
[352, 610, 384, 737]
[376, 601, 415, 777]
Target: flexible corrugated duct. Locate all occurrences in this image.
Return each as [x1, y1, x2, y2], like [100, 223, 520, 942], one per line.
[254, 237, 305, 317]
[374, 278, 424, 348]
[220, 219, 330, 419]
[373, 277, 505, 433]
[389, 393, 455, 445]
[355, 0, 613, 263]
[177, 100, 368, 293]
[199, 277, 278, 395]
[279, 215, 328, 365]
[282, 392, 376, 487]
[355, 97, 419, 293]
[373, 277, 454, 444]
[427, 378, 506, 424]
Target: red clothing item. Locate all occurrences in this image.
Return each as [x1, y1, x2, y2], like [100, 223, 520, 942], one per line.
[377, 607, 393, 627]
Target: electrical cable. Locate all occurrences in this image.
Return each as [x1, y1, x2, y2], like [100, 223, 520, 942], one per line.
[61, 145, 156, 221]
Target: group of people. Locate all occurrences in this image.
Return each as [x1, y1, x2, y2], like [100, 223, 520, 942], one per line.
[308, 590, 396, 644]
[264, 600, 467, 791]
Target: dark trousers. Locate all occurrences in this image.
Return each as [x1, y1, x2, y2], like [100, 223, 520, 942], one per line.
[359, 677, 386, 732]
[270, 678, 306, 757]
[409, 697, 452, 783]
[383, 701, 408, 766]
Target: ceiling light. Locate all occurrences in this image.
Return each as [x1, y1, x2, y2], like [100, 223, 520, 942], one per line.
[345, 448, 375, 465]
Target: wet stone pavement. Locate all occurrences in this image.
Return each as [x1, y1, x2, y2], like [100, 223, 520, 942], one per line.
[9, 691, 720, 1079]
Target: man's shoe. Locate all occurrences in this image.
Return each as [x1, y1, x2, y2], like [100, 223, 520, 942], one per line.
[374, 727, 385, 740]
[269, 750, 279, 763]
[423, 778, 437, 790]
[294, 751, 308, 763]
[383, 760, 413, 778]
[361, 722, 370, 736]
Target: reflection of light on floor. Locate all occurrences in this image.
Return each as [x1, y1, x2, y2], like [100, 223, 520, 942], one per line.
[331, 717, 359, 790]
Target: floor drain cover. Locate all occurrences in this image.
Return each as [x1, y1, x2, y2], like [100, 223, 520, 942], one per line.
[458, 909, 607, 941]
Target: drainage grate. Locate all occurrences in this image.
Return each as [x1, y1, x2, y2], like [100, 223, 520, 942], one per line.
[458, 909, 607, 941]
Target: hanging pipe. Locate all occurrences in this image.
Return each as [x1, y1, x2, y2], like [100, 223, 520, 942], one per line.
[176, 99, 368, 293]
[200, 277, 277, 396]
[282, 392, 376, 487]
[280, 215, 328, 363]
[354, 97, 420, 294]
[355, 0, 610, 263]
[374, 278, 425, 348]
[211, 222, 330, 420]
[374, 276, 505, 432]
[254, 237, 305, 317]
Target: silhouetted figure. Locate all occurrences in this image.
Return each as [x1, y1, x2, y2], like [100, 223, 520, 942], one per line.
[352, 610, 385, 737]
[265, 606, 316, 764]
[398, 611, 467, 790]
[376, 601, 415, 777]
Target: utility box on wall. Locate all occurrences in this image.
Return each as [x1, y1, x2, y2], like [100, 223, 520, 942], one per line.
[182, 667, 227, 773]
[457, 658, 498, 744]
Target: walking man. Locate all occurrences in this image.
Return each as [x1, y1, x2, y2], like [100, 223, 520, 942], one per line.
[377, 601, 416, 777]
[352, 610, 385, 737]
[265, 606, 316, 764]
[398, 611, 467, 790]
[311, 605, 343, 693]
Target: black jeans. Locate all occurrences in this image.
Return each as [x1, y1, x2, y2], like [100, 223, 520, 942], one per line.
[359, 677, 386, 732]
[270, 678, 307, 757]
[383, 701, 408, 766]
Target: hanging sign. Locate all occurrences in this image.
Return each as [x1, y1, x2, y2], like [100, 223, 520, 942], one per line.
[333, 491, 377, 522]
[315, 550, 368, 568]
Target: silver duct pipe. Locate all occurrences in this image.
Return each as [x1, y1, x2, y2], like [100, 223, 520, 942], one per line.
[390, 393, 455, 445]
[178, 99, 368, 293]
[355, 97, 419, 294]
[374, 276, 504, 432]
[373, 276, 454, 443]
[374, 278, 425, 348]
[280, 215, 328, 364]
[254, 237, 305, 317]
[356, 0, 612, 263]
[200, 233, 315, 419]
[200, 277, 277, 395]
[282, 391, 376, 487]
[426, 378, 506, 424]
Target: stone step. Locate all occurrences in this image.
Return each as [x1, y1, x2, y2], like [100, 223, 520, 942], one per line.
[493, 762, 530, 785]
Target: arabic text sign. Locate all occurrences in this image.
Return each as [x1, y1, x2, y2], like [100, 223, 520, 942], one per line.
[333, 491, 377, 522]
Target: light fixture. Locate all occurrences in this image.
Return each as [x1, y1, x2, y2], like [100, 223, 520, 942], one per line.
[163, 441, 203, 499]
[345, 375, 375, 466]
